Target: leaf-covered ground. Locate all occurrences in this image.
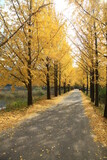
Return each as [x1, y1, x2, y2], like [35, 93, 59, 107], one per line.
[81, 93, 107, 147]
[0, 90, 107, 160]
[0, 91, 72, 133]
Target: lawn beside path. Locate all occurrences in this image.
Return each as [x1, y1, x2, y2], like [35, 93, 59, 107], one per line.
[81, 92, 107, 147]
[0, 90, 107, 160]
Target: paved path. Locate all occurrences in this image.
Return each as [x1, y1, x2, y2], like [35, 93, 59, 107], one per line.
[0, 90, 107, 160]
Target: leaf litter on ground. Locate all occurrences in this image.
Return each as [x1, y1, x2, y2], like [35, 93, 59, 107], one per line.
[0, 91, 72, 133]
[81, 92, 107, 147]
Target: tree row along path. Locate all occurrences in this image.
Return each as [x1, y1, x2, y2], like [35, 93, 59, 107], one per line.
[0, 90, 107, 160]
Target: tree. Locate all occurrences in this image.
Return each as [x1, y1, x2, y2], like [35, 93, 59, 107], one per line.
[0, 0, 55, 106]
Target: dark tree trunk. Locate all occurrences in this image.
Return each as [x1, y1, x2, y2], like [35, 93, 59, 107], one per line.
[54, 63, 58, 97]
[83, 84, 85, 93]
[64, 81, 66, 93]
[91, 68, 95, 102]
[90, 47, 95, 102]
[46, 57, 51, 99]
[86, 72, 88, 95]
[90, 69, 92, 98]
[59, 63, 61, 95]
[27, 37, 32, 106]
[27, 0, 33, 106]
[90, 18, 95, 103]
[68, 84, 70, 92]
[104, 72, 107, 118]
[27, 78, 33, 106]
[82, 76, 85, 92]
[95, 68, 99, 106]
[104, 33, 107, 118]
[94, 24, 99, 107]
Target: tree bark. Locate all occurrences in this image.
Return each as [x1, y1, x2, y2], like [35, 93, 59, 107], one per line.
[104, 33, 107, 118]
[90, 69, 92, 99]
[54, 63, 58, 97]
[104, 64, 107, 118]
[90, 18, 95, 103]
[68, 84, 70, 92]
[46, 57, 51, 99]
[91, 68, 95, 103]
[27, 78, 32, 106]
[83, 76, 85, 93]
[94, 23, 99, 107]
[86, 71, 88, 95]
[83, 84, 85, 92]
[64, 81, 66, 93]
[27, 0, 33, 106]
[95, 67, 99, 106]
[59, 63, 61, 95]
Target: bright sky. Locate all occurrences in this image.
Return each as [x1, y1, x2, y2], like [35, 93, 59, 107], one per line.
[0, 0, 68, 8]
[101, 0, 107, 2]
[54, 0, 77, 67]
[0, 0, 4, 5]
[54, 0, 68, 13]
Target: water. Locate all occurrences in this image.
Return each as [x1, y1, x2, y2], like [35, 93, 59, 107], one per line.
[0, 100, 6, 110]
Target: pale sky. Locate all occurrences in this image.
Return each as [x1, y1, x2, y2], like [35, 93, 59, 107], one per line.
[0, 0, 4, 5]
[0, 0, 68, 8]
[54, 0, 68, 13]
[0, 0, 69, 12]
[55, 0, 77, 67]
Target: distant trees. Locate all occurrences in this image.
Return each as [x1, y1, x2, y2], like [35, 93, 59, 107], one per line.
[68, 0, 107, 117]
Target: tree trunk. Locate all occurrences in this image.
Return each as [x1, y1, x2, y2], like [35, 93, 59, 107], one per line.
[59, 63, 61, 95]
[90, 18, 95, 103]
[86, 72, 88, 95]
[104, 66, 107, 117]
[95, 68, 99, 106]
[91, 68, 95, 102]
[27, 0, 33, 106]
[27, 78, 33, 106]
[104, 33, 107, 118]
[83, 76, 85, 92]
[54, 63, 58, 97]
[64, 81, 66, 93]
[68, 84, 70, 92]
[94, 24, 99, 107]
[104, 65, 107, 117]
[46, 57, 51, 99]
[83, 84, 85, 93]
[90, 69, 92, 99]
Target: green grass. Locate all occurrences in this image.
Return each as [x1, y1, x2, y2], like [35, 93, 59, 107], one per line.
[98, 87, 106, 115]
[6, 100, 27, 112]
[84, 86, 106, 116]
[99, 87, 106, 104]
[0, 87, 46, 112]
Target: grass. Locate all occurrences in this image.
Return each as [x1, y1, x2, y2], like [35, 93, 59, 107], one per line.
[85, 94, 105, 116]
[81, 92, 107, 147]
[99, 87, 106, 115]
[0, 86, 66, 112]
[84, 87, 106, 116]
[6, 100, 27, 112]
[0, 87, 47, 112]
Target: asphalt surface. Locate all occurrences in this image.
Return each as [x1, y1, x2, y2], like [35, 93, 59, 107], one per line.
[0, 90, 107, 160]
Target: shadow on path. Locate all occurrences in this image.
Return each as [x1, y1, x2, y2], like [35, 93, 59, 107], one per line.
[0, 90, 107, 160]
